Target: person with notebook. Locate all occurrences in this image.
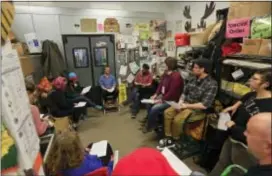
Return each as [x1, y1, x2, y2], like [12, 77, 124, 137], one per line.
[122, 63, 153, 119]
[141, 57, 184, 133]
[25, 81, 54, 136]
[99, 66, 119, 104]
[66, 72, 102, 110]
[157, 58, 218, 149]
[46, 131, 113, 176]
[209, 71, 272, 176]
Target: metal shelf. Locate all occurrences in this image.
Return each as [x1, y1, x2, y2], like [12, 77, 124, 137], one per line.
[222, 58, 271, 70]
[225, 54, 272, 64]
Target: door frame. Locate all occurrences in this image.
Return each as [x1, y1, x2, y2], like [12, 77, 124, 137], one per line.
[62, 34, 116, 85]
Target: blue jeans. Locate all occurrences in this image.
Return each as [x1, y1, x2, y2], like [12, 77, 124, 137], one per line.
[146, 103, 170, 130]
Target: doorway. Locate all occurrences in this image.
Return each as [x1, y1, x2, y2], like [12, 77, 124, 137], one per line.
[62, 34, 116, 86]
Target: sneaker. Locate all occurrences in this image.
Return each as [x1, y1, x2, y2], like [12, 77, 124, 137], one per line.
[156, 138, 175, 150]
[95, 105, 103, 110]
[131, 114, 136, 119]
[138, 117, 147, 123]
[142, 126, 152, 134]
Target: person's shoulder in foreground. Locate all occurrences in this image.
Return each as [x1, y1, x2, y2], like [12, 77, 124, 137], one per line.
[244, 113, 272, 176]
[112, 148, 179, 176]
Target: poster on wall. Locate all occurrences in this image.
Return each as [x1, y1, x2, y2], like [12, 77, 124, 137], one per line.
[135, 23, 150, 32]
[175, 20, 182, 32]
[121, 22, 134, 35]
[104, 18, 120, 33]
[167, 41, 175, 51]
[73, 48, 89, 68]
[167, 30, 172, 38]
[80, 18, 97, 32]
[150, 20, 167, 40]
[24, 33, 42, 53]
[97, 23, 104, 32]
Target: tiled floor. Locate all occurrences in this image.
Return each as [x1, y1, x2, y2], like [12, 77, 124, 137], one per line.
[78, 107, 207, 174]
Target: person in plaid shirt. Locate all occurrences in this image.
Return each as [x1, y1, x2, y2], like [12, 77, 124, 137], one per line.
[157, 58, 218, 150]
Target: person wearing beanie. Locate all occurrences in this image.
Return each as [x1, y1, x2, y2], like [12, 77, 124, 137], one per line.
[112, 148, 179, 176]
[157, 57, 218, 150]
[66, 72, 103, 110]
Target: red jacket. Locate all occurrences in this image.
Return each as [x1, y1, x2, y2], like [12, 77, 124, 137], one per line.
[156, 71, 184, 102]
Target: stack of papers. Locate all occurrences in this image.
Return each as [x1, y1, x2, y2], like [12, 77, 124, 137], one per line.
[217, 112, 231, 131]
[89, 140, 108, 157]
[141, 99, 155, 104]
[161, 148, 192, 175]
[107, 87, 115, 93]
[166, 101, 181, 110]
[81, 86, 92, 95]
[74, 102, 87, 108]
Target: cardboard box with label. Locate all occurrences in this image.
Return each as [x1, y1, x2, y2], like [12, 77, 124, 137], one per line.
[19, 55, 34, 76]
[228, 2, 271, 20]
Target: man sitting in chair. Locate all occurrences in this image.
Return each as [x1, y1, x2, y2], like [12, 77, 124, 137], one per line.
[99, 66, 118, 105]
[157, 58, 218, 150]
[122, 63, 153, 119]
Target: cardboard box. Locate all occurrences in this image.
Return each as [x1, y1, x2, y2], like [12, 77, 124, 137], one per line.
[258, 39, 272, 56]
[19, 55, 34, 76]
[228, 2, 271, 20]
[240, 39, 262, 55]
[189, 23, 216, 46]
[12, 43, 29, 56]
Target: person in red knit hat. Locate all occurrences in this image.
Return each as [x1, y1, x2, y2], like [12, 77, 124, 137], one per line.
[112, 148, 179, 176]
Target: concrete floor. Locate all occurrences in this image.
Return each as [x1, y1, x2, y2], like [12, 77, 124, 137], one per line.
[78, 107, 206, 174]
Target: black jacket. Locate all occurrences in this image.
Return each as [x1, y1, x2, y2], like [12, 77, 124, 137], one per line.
[48, 89, 74, 117]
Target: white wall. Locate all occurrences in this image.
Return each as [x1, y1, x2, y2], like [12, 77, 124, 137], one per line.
[14, 1, 171, 13]
[12, 2, 170, 55]
[166, 1, 230, 34]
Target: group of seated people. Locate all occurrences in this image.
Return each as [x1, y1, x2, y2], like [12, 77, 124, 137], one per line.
[44, 112, 271, 176]
[25, 55, 272, 176]
[123, 56, 272, 175]
[25, 71, 107, 135]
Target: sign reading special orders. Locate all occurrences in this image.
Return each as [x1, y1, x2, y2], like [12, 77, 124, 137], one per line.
[226, 18, 250, 38]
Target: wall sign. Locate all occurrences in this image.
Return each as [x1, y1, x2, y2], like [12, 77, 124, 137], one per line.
[226, 18, 250, 38]
[251, 15, 271, 39]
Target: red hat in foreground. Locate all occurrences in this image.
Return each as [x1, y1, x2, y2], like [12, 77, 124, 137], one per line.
[112, 148, 179, 176]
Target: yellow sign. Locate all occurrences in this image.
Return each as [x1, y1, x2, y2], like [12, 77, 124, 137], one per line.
[135, 23, 150, 32]
[118, 83, 127, 103]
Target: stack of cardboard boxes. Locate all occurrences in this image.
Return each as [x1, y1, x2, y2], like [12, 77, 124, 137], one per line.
[11, 39, 34, 77]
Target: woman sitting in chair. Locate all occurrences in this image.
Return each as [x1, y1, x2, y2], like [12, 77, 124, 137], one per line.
[66, 72, 102, 110]
[209, 71, 272, 176]
[46, 131, 113, 176]
[49, 76, 83, 129]
[25, 81, 54, 136]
